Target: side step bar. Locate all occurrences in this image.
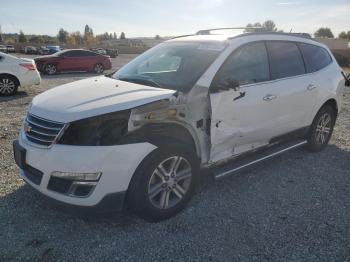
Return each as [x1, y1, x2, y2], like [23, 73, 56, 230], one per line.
[214, 140, 307, 180]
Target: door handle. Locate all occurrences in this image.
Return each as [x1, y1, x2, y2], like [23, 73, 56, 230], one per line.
[307, 84, 317, 91]
[263, 94, 277, 101]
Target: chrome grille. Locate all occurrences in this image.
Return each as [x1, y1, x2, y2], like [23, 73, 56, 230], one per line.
[24, 114, 65, 147]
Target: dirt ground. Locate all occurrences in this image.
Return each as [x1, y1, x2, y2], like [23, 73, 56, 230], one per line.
[0, 57, 349, 261]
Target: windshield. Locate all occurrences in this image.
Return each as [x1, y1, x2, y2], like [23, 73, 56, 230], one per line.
[112, 41, 226, 92]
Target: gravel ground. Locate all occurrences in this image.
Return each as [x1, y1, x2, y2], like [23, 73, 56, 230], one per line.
[0, 61, 349, 261]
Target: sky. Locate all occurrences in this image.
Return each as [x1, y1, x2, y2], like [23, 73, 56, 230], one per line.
[0, 0, 349, 37]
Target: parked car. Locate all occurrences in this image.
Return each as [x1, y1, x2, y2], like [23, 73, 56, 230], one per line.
[24, 46, 38, 54]
[38, 46, 50, 55]
[106, 48, 118, 58]
[0, 52, 41, 95]
[6, 45, 16, 53]
[46, 45, 61, 54]
[0, 45, 7, 53]
[34, 49, 112, 75]
[91, 48, 107, 55]
[14, 30, 347, 222]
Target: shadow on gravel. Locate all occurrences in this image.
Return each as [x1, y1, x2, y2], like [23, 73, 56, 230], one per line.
[1, 144, 349, 260]
[0, 91, 28, 103]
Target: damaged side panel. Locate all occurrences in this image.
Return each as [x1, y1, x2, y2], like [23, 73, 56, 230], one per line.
[127, 84, 212, 165]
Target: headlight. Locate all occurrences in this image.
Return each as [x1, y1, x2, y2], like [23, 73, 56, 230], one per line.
[58, 110, 130, 146]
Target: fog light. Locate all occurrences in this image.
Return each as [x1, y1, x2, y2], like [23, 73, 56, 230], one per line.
[51, 171, 102, 181]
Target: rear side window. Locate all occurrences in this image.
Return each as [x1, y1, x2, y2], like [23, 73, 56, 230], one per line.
[267, 41, 305, 79]
[216, 42, 270, 86]
[298, 43, 332, 73]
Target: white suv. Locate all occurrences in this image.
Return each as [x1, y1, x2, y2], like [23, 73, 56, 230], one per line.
[14, 30, 349, 221]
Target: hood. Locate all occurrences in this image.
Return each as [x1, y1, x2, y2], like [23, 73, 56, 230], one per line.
[30, 76, 176, 123]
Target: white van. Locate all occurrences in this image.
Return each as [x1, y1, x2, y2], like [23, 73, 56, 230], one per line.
[14, 29, 349, 221]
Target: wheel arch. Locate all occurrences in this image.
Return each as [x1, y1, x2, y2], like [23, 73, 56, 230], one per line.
[0, 73, 20, 86]
[320, 98, 338, 117]
[122, 122, 201, 162]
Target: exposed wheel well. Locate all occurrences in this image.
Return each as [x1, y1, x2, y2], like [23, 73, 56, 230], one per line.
[0, 74, 20, 87]
[121, 123, 199, 160]
[322, 99, 338, 117]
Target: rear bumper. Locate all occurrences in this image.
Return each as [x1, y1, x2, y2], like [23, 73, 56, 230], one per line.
[18, 70, 41, 87]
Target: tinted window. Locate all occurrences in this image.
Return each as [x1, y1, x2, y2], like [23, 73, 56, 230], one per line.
[79, 50, 97, 57]
[216, 42, 270, 86]
[62, 51, 80, 57]
[267, 41, 305, 79]
[299, 43, 332, 73]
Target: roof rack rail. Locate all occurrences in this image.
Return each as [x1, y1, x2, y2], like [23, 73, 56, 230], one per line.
[171, 34, 196, 39]
[228, 31, 312, 40]
[196, 27, 261, 35]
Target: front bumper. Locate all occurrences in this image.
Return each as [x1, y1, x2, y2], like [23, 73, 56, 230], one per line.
[14, 130, 156, 210]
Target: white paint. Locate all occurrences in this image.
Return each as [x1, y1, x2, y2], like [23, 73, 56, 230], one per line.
[0, 52, 41, 87]
[19, 130, 156, 206]
[30, 76, 175, 123]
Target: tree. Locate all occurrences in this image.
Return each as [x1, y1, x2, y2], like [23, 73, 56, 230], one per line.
[58, 28, 68, 43]
[155, 34, 161, 40]
[71, 31, 83, 46]
[113, 32, 117, 39]
[262, 20, 277, 32]
[339, 31, 350, 40]
[120, 32, 126, 39]
[314, 27, 334, 38]
[245, 20, 278, 33]
[67, 34, 76, 46]
[84, 25, 94, 39]
[18, 30, 27, 43]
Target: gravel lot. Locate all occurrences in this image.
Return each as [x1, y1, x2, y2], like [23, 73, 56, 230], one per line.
[0, 57, 349, 261]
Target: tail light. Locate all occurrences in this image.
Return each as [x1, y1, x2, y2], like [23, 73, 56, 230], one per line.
[20, 63, 36, 71]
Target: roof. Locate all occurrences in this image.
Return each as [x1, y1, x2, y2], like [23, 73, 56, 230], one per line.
[168, 31, 322, 47]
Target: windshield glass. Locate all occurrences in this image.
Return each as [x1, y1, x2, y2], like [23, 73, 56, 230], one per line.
[112, 41, 226, 92]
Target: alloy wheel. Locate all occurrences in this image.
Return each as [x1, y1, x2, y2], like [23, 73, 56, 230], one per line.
[148, 156, 192, 209]
[94, 64, 104, 74]
[45, 64, 56, 75]
[0, 78, 16, 95]
[315, 113, 332, 144]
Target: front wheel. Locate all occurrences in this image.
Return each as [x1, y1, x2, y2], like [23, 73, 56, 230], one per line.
[306, 105, 336, 152]
[127, 145, 198, 222]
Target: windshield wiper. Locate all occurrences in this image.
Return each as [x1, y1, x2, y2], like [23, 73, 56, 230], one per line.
[118, 76, 161, 88]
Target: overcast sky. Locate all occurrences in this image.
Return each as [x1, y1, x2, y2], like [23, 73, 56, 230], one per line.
[1, 0, 349, 37]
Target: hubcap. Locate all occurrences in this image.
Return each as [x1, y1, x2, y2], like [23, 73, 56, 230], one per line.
[0, 78, 15, 94]
[46, 64, 56, 74]
[148, 156, 192, 209]
[315, 113, 332, 144]
[95, 64, 103, 73]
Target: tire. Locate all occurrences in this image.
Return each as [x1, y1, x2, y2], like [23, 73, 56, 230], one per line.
[127, 145, 198, 222]
[45, 64, 57, 75]
[93, 63, 104, 74]
[306, 105, 336, 152]
[0, 75, 19, 96]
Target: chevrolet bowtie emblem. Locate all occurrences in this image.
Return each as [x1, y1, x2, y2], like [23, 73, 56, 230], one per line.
[24, 122, 32, 133]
